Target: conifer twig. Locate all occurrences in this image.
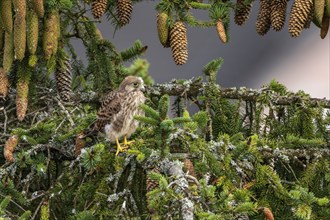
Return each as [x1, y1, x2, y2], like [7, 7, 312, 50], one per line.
[148, 82, 330, 108]
[78, 81, 330, 108]
[55, 97, 75, 126]
[0, 192, 26, 212]
[260, 147, 330, 160]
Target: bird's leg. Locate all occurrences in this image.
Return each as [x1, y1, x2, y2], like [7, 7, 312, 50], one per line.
[123, 135, 134, 146]
[115, 138, 125, 156]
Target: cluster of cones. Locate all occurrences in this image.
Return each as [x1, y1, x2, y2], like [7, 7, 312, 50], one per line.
[157, 13, 188, 65]
[234, 0, 329, 38]
[91, 0, 133, 26]
[0, 0, 73, 121]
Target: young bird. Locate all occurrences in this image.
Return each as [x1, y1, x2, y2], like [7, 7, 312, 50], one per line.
[94, 76, 146, 155]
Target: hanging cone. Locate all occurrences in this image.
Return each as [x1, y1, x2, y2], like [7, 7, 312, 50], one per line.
[326, 0, 330, 16]
[216, 19, 227, 43]
[270, 0, 288, 31]
[234, 0, 253, 25]
[256, 0, 271, 36]
[170, 21, 188, 65]
[91, 0, 108, 19]
[0, 18, 4, 50]
[27, 10, 39, 55]
[183, 158, 196, 178]
[314, 0, 326, 26]
[16, 64, 31, 121]
[55, 57, 73, 102]
[4, 135, 19, 163]
[116, 0, 133, 26]
[14, 16, 27, 61]
[75, 132, 86, 157]
[33, 0, 44, 18]
[288, 0, 314, 37]
[0, 68, 9, 99]
[157, 12, 170, 47]
[43, 10, 60, 59]
[262, 207, 274, 220]
[3, 32, 14, 73]
[1, 0, 13, 33]
[320, 14, 329, 38]
[13, 0, 27, 18]
[40, 201, 50, 220]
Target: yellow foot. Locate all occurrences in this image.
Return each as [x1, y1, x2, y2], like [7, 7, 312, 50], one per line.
[115, 138, 128, 156]
[123, 136, 135, 147]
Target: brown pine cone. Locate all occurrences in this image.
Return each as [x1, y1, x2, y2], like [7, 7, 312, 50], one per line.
[170, 21, 188, 65]
[256, 0, 271, 36]
[235, 0, 253, 26]
[92, 0, 108, 19]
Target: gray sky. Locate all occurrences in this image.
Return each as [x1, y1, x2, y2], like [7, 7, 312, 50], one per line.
[74, 1, 329, 98]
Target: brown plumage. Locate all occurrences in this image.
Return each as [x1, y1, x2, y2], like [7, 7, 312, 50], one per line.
[94, 76, 146, 155]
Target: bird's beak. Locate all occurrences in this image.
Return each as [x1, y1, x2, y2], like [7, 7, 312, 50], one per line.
[140, 85, 145, 92]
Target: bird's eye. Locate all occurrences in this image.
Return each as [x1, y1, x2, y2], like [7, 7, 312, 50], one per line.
[133, 83, 139, 87]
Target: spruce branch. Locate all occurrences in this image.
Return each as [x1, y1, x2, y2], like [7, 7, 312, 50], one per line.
[190, 2, 211, 10]
[147, 82, 330, 109]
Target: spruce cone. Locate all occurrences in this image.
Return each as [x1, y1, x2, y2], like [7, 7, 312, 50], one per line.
[271, 0, 288, 31]
[3, 32, 14, 73]
[95, 27, 104, 41]
[1, 0, 13, 33]
[289, 0, 314, 37]
[13, 0, 26, 18]
[157, 12, 170, 47]
[4, 135, 19, 163]
[116, 0, 133, 26]
[75, 132, 86, 157]
[43, 10, 60, 59]
[170, 21, 188, 65]
[14, 16, 26, 61]
[16, 66, 31, 121]
[91, 0, 108, 19]
[0, 18, 4, 51]
[33, 0, 44, 18]
[146, 168, 160, 192]
[216, 19, 227, 43]
[321, 14, 329, 39]
[183, 159, 196, 178]
[314, 0, 325, 26]
[55, 57, 72, 102]
[327, 0, 330, 16]
[0, 68, 9, 99]
[234, 0, 253, 25]
[27, 10, 39, 55]
[262, 207, 274, 220]
[256, 0, 271, 36]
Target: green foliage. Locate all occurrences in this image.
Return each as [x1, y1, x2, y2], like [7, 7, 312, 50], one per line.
[120, 41, 147, 62]
[81, 143, 105, 171]
[0, 0, 329, 219]
[125, 59, 154, 85]
[0, 196, 11, 215]
[45, 0, 74, 10]
[75, 210, 96, 220]
[18, 211, 32, 220]
[158, 94, 170, 120]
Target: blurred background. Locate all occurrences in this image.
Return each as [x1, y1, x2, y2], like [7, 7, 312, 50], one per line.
[73, 1, 329, 99]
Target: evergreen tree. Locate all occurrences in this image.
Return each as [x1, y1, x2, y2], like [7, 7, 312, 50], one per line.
[0, 0, 329, 219]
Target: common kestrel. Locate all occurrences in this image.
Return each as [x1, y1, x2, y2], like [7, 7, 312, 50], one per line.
[94, 76, 146, 155]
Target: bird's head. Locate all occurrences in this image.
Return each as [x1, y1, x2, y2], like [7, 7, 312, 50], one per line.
[119, 76, 145, 92]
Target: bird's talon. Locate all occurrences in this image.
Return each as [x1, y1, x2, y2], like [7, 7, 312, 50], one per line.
[123, 136, 134, 146]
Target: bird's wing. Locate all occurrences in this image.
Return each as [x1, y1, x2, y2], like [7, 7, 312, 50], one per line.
[94, 90, 123, 131]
